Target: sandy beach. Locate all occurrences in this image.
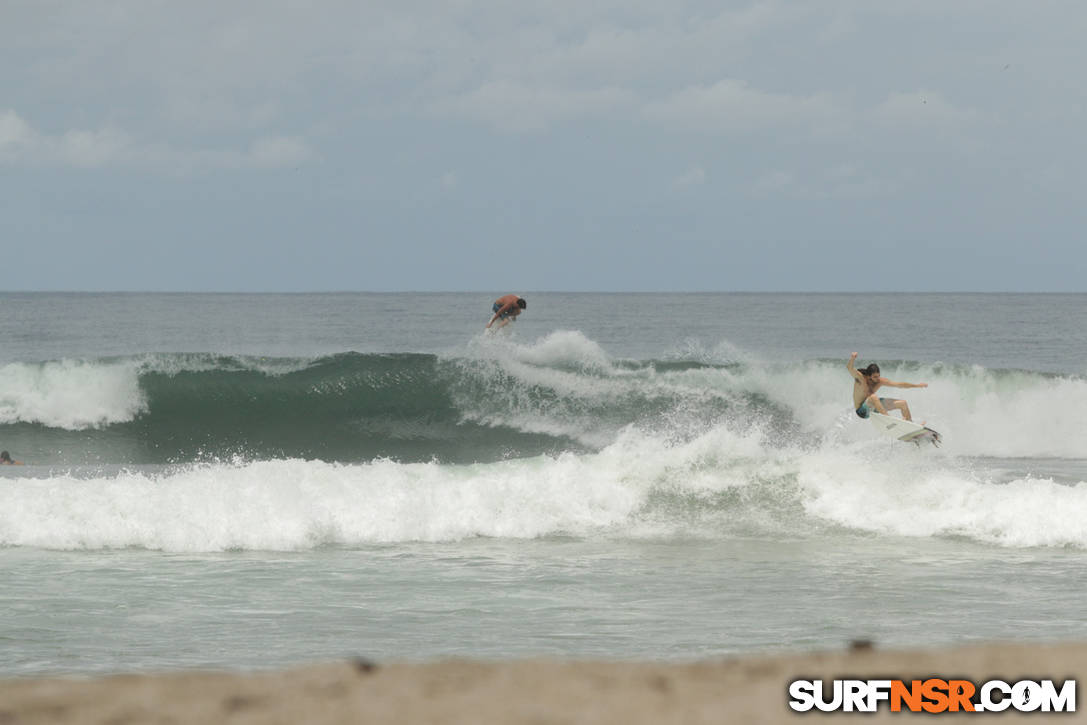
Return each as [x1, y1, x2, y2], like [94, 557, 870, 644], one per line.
[1, 642, 1082, 724]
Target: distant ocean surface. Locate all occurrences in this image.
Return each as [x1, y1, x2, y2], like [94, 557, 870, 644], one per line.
[2, 292, 1086, 675]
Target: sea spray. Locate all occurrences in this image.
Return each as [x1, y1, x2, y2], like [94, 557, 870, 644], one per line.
[0, 358, 148, 429]
[0, 335, 1084, 463]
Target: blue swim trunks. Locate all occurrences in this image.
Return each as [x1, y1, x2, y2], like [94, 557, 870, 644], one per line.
[492, 301, 511, 320]
[856, 398, 896, 419]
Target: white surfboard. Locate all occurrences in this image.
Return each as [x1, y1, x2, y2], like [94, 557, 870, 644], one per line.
[870, 413, 942, 447]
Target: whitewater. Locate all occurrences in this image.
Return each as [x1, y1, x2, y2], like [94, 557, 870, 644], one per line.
[2, 332, 1086, 551]
[2, 292, 1086, 674]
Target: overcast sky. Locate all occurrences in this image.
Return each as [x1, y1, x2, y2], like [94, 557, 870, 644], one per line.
[2, 1, 1084, 292]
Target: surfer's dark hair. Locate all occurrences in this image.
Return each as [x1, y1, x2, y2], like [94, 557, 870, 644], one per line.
[517, 298, 526, 309]
[0, 451, 10, 462]
[861, 363, 880, 376]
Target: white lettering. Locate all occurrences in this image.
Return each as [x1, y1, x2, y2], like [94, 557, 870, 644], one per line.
[788, 680, 816, 712]
[843, 681, 868, 712]
[1013, 680, 1043, 712]
[979, 680, 1011, 712]
[815, 680, 843, 712]
[866, 680, 892, 711]
[1040, 680, 1076, 712]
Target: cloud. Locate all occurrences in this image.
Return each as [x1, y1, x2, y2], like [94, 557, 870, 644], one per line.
[430, 73, 847, 137]
[57, 128, 134, 168]
[247, 136, 314, 168]
[162, 92, 282, 132]
[870, 90, 980, 130]
[752, 169, 797, 195]
[672, 166, 707, 188]
[0, 110, 37, 157]
[432, 81, 636, 133]
[0, 110, 315, 171]
[0, 110, 133, 167]
[751, 163, 897, 199]
[642, 79, 843, 134]
[816, 163, 898, 198]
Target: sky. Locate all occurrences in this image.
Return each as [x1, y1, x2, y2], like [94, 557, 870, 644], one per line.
[1, 1, 1084, 292]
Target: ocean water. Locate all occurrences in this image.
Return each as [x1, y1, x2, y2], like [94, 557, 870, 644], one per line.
[1, 292, 1086, 675]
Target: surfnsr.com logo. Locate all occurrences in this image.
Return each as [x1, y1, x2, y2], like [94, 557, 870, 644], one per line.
[789, 678, 1076, 713]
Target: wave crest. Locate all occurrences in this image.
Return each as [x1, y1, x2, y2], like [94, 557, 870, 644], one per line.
[1, 348, 1084, 463]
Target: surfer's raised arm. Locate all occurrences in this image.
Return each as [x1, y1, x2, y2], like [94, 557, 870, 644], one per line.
[847, 352, 864, 381]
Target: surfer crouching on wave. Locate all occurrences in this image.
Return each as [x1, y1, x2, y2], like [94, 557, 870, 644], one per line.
[486, 294, 526, 330]
[848, 352, 928, 421]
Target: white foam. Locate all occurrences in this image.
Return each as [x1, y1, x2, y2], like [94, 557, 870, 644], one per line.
[451, 338, 749, 448]
[0, 456, 639, 551]
[0, 359, 147, 429]
[662, 337, 751, 366]
[465, 329, 614, 372]
[0, 424, 776, 551]
[741, 360, 1087, 459]
[0, 354, 319, 430]
[920, 368, 1087, 457]
[797, 445, 1087, 548]
[450, 342, 1087, 460]
[1, 413, 1084, 551]
[133, 352, 316, 377]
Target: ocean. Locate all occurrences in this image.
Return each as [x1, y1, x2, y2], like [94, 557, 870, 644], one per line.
[2, 292, 1086, 675]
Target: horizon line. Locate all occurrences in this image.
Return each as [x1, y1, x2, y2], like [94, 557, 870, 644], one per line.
[0, 289, 1083, 296]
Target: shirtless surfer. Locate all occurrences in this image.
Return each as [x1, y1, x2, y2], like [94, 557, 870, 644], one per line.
[848, 352, 928, 422]
[486, 294, 526, 330]
[0, 450, 23, 465]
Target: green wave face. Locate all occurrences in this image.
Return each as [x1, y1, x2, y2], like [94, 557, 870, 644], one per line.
[2, 351, 1083, 465]
[0, 352, 752, 464]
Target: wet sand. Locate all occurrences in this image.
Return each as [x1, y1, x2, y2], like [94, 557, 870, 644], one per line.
[1, 642, 1083, 723]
